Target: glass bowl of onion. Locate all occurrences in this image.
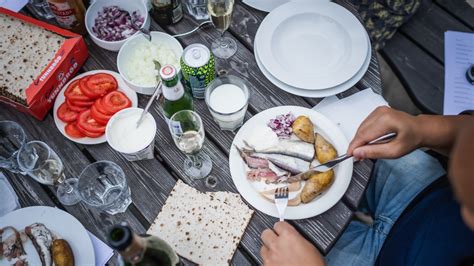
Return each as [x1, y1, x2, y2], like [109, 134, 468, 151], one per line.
[85, 0, 151, 51]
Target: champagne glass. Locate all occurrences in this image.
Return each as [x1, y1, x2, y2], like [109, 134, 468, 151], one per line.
[207, 0, 237, 59]
[168, 110, 212, 179]
[17, 141, 81, 205]
[0, 121, 26, 174]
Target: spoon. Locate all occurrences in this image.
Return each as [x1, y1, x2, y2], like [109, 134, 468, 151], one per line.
[136, 60, 162, 128]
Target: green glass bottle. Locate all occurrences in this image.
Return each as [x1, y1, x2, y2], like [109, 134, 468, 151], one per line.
[160, 64, 194, 122]
[108, 223, 180, 266]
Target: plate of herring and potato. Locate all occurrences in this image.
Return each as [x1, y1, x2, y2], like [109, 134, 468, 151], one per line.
[229, 106, 353, 220]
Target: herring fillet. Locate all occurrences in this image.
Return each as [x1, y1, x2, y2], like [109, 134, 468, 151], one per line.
[245, 139, 315, 161]
[249, 152, 310, 174]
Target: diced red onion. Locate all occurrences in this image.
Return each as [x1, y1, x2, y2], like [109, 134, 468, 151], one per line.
[267, 112, 296, 138]
[93, 5, 144, 42]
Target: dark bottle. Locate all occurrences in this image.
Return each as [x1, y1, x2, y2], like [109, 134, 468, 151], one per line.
[150, 0, 183, 25]
[108, 223, 180, 266]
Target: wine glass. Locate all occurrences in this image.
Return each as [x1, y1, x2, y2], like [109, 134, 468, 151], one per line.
[76, 161, 132, 215]
[17, 141, 80, 205]
[207, 0, 237, 59]
[0, 121, 26, 173]
[168, 110, 213, 179]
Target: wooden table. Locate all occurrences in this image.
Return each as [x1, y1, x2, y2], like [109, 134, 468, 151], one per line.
[381, 0, 474, 114]
[1, 0, 382, 264]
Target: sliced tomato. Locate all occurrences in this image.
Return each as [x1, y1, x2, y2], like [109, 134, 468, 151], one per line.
[66, 99, 89, 112]
[76, 123, 104, 138]
[81, 73, 118, 99]
[77, 109, 105, 134]
[65, 123, 85, 138]
[94, 98, 114, 115]
[65, 79, 92, 102]
[68, 98, 94, 107]
[90, 104, 112, 125]
[102, 91, 131, 114]
[57, 102, 78, 122]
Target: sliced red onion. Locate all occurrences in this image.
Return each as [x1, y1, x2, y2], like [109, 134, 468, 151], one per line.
[267, 113, 296, 138]
[93, 5, 144, 42]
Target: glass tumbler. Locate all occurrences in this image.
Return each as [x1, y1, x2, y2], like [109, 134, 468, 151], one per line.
[0, 121, 26, 173]
[77, 161, 132, 215]
[205, 75, 249, 131]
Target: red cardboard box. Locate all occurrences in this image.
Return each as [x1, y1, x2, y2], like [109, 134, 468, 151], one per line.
[0, 8, 88, 120]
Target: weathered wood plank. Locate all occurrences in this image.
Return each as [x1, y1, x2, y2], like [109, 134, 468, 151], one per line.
[400, 0, 471, 63]
[380, 34, 444, 114]
[436, 0, 474, 29]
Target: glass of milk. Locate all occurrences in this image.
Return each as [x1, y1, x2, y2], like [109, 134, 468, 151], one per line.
[205, 75, 249, 131]
[106, 108, 157, 161]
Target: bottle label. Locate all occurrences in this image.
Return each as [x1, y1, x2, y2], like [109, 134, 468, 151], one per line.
[49, 1, 77, 27]
[162, 84, 184, 101]
[171, 3, 183, 23]
[169, 120, 183, 135]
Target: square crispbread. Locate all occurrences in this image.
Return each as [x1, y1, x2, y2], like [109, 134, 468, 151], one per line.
[0, 13, 64, 105]
[147, 180, 254, 265]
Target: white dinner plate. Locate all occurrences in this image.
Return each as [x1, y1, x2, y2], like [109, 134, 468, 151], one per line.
[229, 106, 353, 219]
[255, 34, 371, 98]
[243, 0, 329, 12]
[53, 70, 138, 145]
[255, 1, 368, 90]
[0, 206, 95, 266]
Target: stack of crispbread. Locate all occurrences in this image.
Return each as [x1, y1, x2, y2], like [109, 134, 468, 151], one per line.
[148, 180, 254, 265]
[0, 13, 64, 105]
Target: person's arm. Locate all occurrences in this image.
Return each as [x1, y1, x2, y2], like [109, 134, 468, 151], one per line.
[347, 106, 473, 159]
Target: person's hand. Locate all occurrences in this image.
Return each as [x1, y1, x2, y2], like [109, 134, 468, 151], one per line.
[347, 106, 422, 159]
[260, 221, 325, 266]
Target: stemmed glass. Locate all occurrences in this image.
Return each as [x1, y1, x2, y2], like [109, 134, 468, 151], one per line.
[0, 121, 26, 173]
[207, 0, 237, 59]
[17, 141, 81, 205]
[168, 110, 213, 180]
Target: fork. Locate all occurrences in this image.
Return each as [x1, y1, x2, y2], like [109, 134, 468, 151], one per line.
[274, 186, 289, 221]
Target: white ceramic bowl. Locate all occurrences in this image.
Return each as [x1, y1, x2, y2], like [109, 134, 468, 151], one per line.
[117, 31, 184, 95]
[85, 0, 151, 52]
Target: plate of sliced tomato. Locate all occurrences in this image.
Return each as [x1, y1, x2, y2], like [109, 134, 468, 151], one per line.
[53, 70, 138, 144]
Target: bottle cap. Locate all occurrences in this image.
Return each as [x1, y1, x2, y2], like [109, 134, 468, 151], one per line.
[108, 222, 132, 251]
[160, 65, 177, 81]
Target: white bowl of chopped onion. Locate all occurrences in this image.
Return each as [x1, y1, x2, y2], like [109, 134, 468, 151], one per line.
[117, 31, 183, 95]
[85, 0, 151, 52]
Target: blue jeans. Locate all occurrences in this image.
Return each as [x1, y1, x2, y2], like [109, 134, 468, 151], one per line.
[326, 150, 446, 265]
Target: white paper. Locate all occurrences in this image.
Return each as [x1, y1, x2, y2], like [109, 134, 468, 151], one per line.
[313, 88, 389, 141]
[443, 31, 474, 115]
[0, 0, 28, 12]
[87, 231, 114, 266]
[0, 173, 20, 217]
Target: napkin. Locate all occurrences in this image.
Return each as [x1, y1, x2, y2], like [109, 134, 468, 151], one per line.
[0, 0, 28, 12]
[313, 88, 389, 141]
[0, 172, 20, 217]
[87, 231, 114, 266]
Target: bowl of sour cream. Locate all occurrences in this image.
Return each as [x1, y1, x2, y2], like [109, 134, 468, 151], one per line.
[117, 31, 183, 95]
[106, 108, 157, 161]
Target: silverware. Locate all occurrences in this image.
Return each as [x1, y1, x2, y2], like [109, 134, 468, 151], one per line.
[139, 28, 152, 42]
[136, 81, 162, 128]
[172, 20, 212, 38]
[274, 186, 289, 221]
[288, 132, 397, 182]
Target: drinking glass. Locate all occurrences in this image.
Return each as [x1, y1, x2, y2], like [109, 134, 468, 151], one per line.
[207, 0, 237, 59]
[0, 121, 26, 174]
[17, 141, 81, 206]
[26, 0, 55, 20]
[186, 0, 209, 20]
[205, 75, 249, 131]
[168, 110, 212, 179]
[77, 161, 132, 215]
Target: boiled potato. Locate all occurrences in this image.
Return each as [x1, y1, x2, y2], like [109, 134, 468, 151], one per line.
[52, 239, 74, 266]
[292, 116, 315, 143]
[300, 170, 334, 203]
[315, 134, 337, 164]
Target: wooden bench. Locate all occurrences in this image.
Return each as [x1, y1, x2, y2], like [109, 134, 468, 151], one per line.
[380, 0, 474, 114]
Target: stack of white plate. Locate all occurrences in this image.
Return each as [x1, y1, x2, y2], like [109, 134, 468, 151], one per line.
[254, 1, 372, 98]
